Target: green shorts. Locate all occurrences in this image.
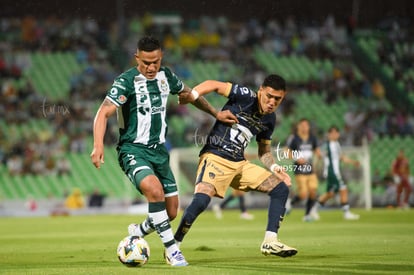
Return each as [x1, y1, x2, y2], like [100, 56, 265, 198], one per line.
[326, 168, 345, 193]
[117, 143, 178, 197]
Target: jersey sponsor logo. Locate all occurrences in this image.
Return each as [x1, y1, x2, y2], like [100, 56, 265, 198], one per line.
[176, 78, 183, 88]
[207, 162, 224, 175]
[171, 72, 183, 88]
[138, 95, 149, 115]
[138, 106, 150, 115]
[139, 94, 148, 103]
[136, 85, 146, 94]
[110, 87, 118, 96]
[113, 83, 126, 90]
[118, 95, 127, 104]
[230, 123, 253, 149]
[151, 106, 165, 114]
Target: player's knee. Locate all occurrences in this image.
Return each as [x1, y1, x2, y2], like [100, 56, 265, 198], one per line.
[326, 192, 335, 199]
[141, 185, 165, 201]
[309, 191, 318, 199]
[298, 190, 308, 200]
[269, 181, 289, 198]
[195, 182, 216, 197]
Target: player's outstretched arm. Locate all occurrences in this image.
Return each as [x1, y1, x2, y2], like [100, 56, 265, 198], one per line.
[341, 154, 360, 167]
[90, 98, 117, 169]
[179, 84, 238, 125]
[178, 80, 230, 104]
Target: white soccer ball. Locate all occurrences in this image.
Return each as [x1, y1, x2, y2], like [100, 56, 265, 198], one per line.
[117, 235, 150, 267]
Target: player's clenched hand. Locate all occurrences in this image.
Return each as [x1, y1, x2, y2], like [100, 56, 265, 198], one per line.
[216, 110, 239, 125]
[90, 146, 104, 169]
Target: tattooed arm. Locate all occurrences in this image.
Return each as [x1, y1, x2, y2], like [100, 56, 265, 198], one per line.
[258, 140, 291, 186]
[90, 98, 117, 169]
[258, 140, 278, 170]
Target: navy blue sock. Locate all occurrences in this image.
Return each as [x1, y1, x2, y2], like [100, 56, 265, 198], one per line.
[239, 196, 246, 213]
[305, 198, 316, 215]
[291, 195, 301, 205]
[220, 194, 234, 209]
[266, 182, 289, 233]
[174, 193, 211, 242]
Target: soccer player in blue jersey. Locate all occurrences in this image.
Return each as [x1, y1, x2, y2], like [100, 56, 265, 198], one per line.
[90, 36, 234, 266]
[174, 75, 297, 259]
[286, 118, 322, 221]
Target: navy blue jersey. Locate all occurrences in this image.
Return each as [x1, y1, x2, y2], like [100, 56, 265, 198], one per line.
[200, 83, 276, 161]
[286, 134, 318, 175]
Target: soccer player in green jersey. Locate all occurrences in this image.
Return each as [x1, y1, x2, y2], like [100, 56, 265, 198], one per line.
[313, 126, 360, 220]
[90, 36, 234, 266]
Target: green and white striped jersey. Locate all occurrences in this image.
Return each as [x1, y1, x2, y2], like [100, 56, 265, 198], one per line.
[324, 140, 342, 179]
[106, 66, 184, 147]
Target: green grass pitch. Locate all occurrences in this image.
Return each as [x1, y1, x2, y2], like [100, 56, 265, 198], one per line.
[1, 208, 413, 275]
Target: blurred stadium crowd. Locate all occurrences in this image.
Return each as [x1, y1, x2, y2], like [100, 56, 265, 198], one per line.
[0, 13, 413, 183]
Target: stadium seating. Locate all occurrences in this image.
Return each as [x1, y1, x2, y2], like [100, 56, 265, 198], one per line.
[369, 135, 414, 177]
[0, 147, 135, 200]
[184, 60, 241, 87]
[354, 34, 414, 109]
[253, 48, 364, 84]
[25, 52, 84, 100]
[1, 14, 413, 205]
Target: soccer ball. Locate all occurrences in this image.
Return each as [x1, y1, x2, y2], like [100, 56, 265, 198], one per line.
[117, 235, 150, 267]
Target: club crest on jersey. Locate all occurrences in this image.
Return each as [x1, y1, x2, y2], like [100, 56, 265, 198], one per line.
[160, 80, 169, 93]
[209, 172, 216, 179]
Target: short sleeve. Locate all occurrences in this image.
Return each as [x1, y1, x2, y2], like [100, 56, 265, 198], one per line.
[105, 77, 130, 107]
[163, 67, 184, 95]
[228, 83, 256, 102]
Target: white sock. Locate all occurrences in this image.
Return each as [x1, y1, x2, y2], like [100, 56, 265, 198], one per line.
[264, 231, 277, 242]
[133, 216, 155, 237]
[149, 209, 179, 256]
[342, 204, 350, 213]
